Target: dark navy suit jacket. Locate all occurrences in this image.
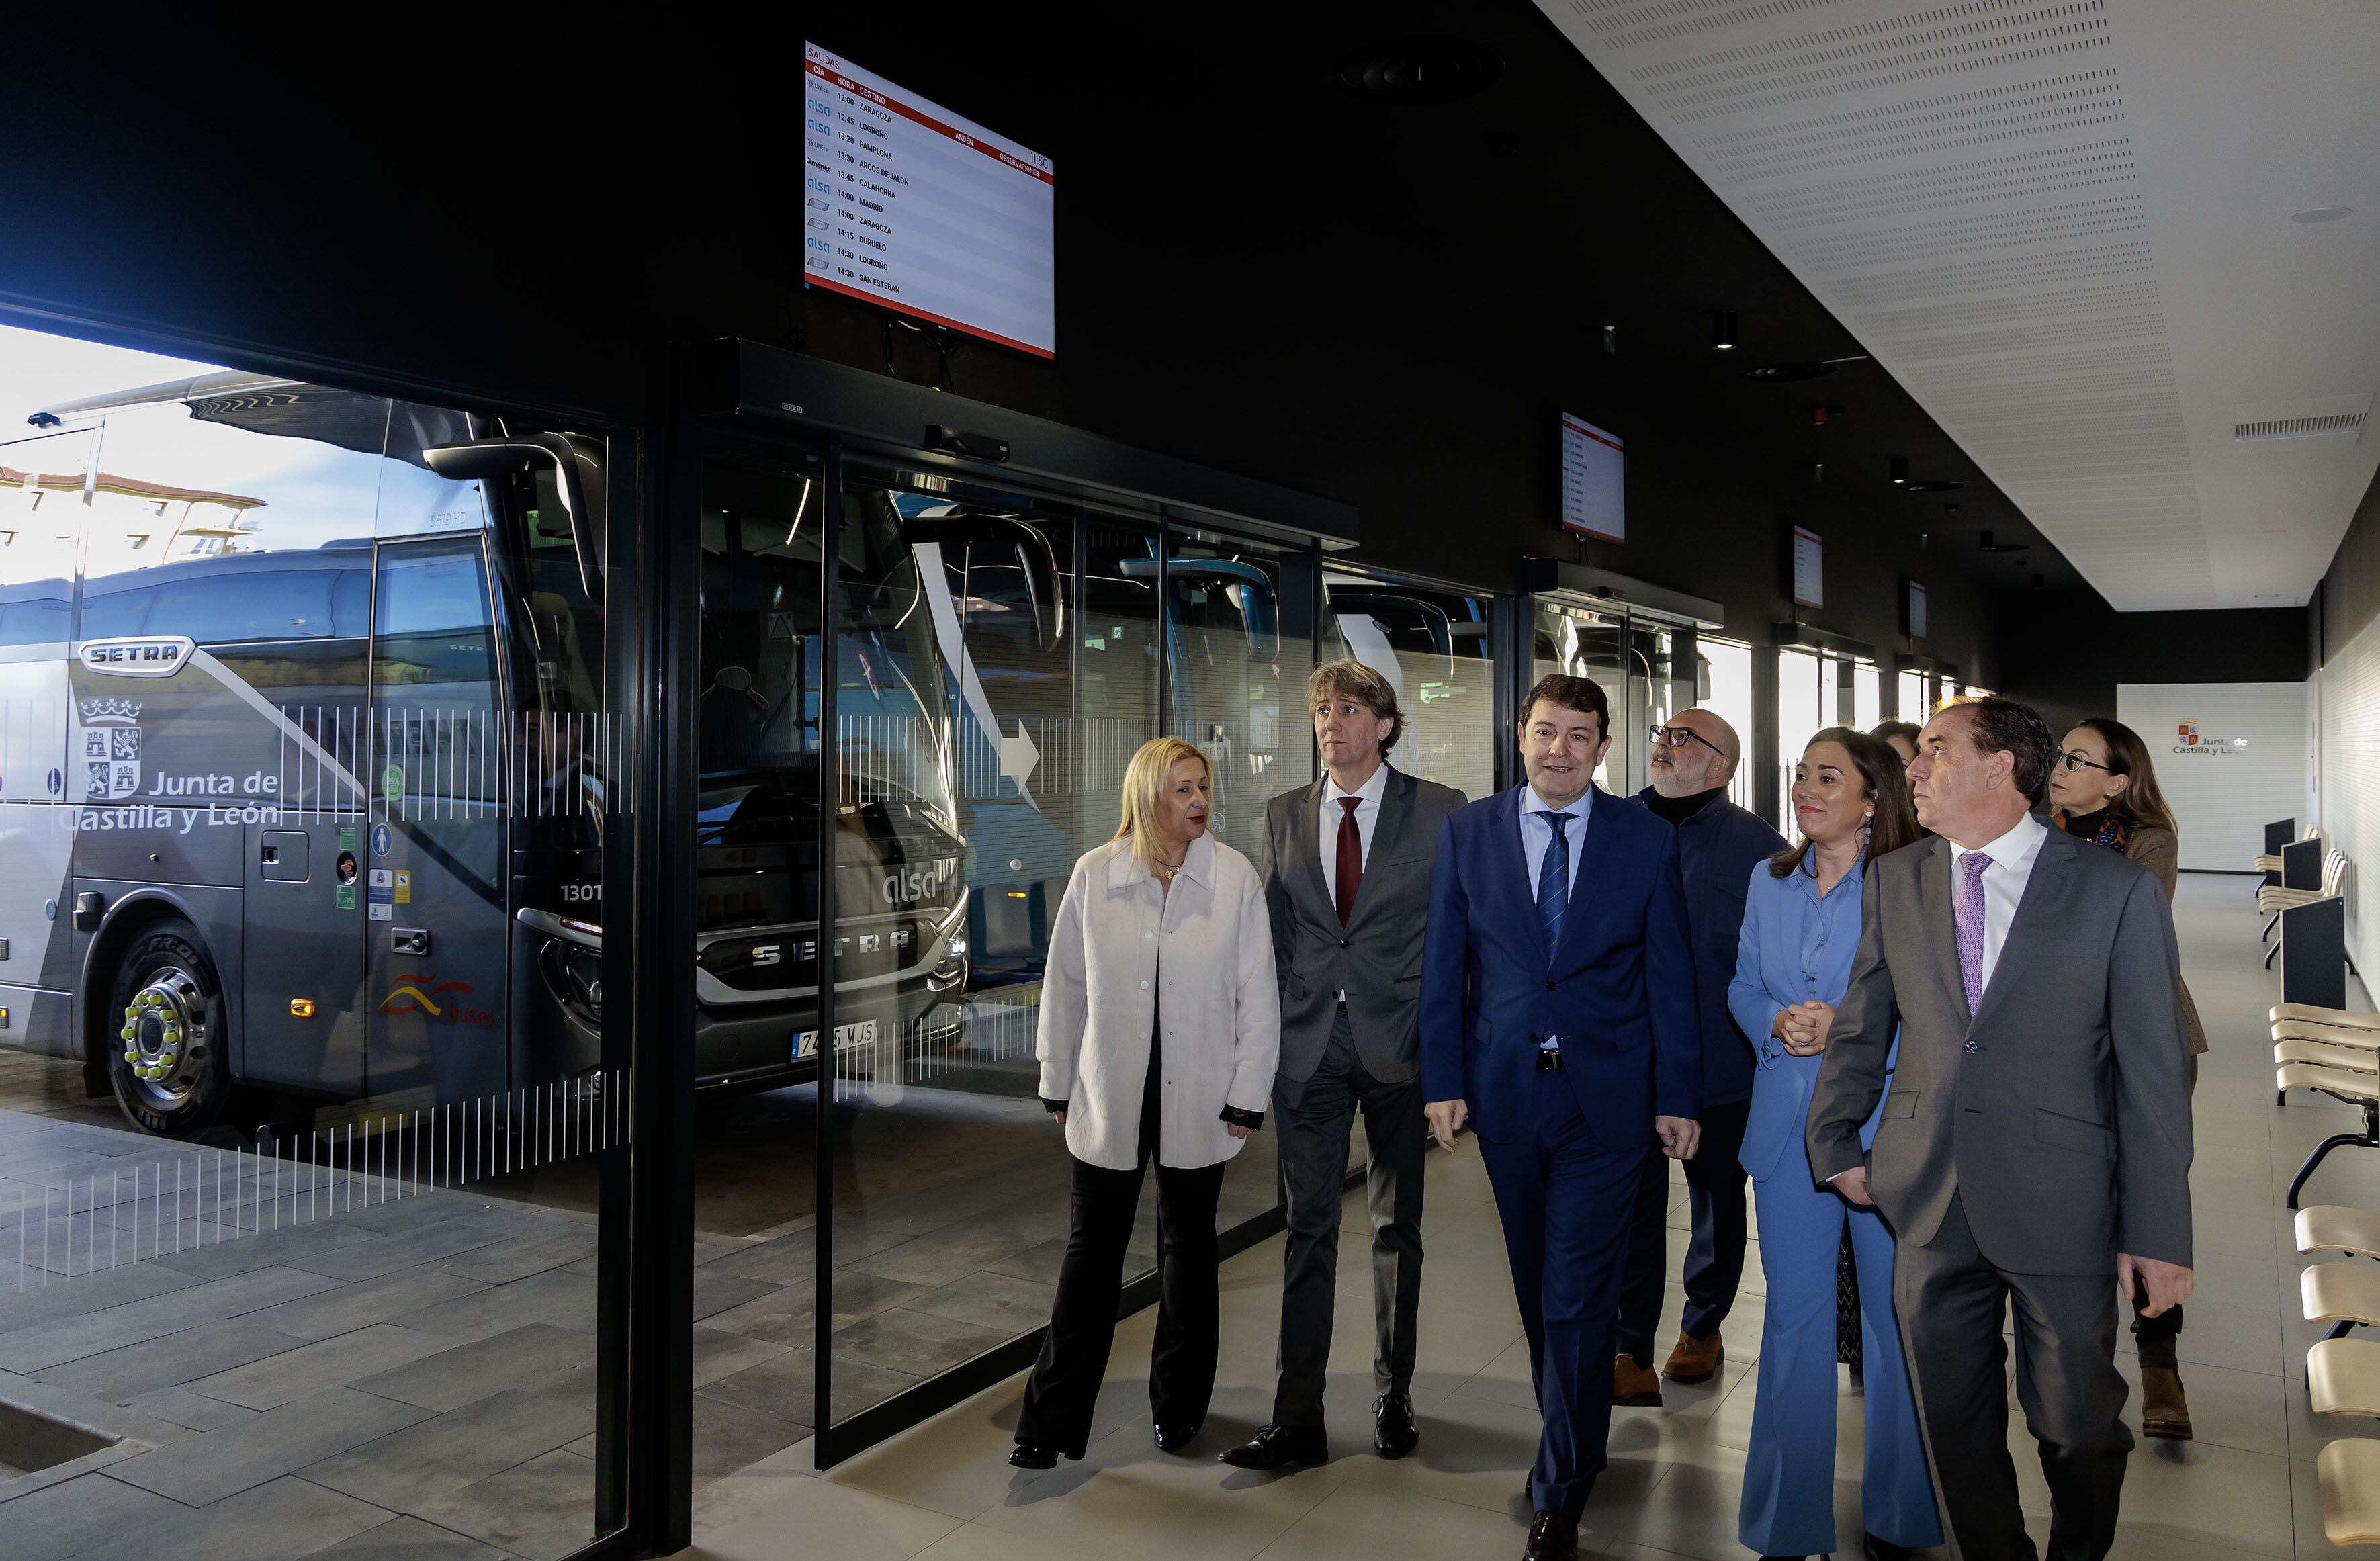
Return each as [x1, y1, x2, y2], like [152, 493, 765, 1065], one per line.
[1419, 785, 1702, 1147]
[1628, 787, 1788, 1108]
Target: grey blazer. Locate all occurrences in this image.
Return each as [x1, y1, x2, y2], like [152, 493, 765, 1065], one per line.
[1260, 766, 1466, 1086]
[1805, 828, 2194, 1275]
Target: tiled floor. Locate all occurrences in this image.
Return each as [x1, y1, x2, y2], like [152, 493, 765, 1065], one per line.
[674, 874, 2380, 1561]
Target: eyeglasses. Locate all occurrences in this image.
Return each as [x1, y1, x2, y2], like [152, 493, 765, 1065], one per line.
[2056, 750, 2112, 774]
[1650, 725, 1727, 759]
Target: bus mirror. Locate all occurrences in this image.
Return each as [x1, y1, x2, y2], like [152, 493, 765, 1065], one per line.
[424, 433, 606, 606]
[900, 513, 1064, 654]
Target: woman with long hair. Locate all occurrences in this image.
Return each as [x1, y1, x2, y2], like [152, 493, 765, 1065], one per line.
[1010, 737, 1280, 1468]
[2047, 715, 2207, 1440]
[1732, 729, 1939, 1561]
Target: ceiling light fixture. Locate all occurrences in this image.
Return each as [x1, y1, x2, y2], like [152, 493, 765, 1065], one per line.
[1746, 361, 1835, 382]
[1890, 456, 1908, 485]
[1904, 479, 1964, 494]
[1712, 311, 1738, 351]
[2291, 206, 2352, 224]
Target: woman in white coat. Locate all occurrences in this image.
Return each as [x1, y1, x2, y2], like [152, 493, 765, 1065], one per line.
[1010, 736, 1281, 1469]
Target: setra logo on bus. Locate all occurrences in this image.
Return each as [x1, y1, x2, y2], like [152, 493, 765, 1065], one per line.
[79, 635, 196, 676]
[382, 977, 495, 1027]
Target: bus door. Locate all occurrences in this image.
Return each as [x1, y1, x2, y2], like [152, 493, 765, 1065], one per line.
[0, 428, 91, 1042]
[363, 536, 509, 1104]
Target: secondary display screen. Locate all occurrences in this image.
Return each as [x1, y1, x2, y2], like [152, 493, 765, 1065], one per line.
[1792, 525, 1824, 609]
[1560, 413, 1624, 541]
[803, 44, 1058, 359]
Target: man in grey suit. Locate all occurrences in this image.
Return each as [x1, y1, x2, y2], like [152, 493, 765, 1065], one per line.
[1223, 658, 1465, 1470]
[1808, 697, 2194, 1561]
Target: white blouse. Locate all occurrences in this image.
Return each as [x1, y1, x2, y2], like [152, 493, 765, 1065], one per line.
[1035, 833, 1281, 1171]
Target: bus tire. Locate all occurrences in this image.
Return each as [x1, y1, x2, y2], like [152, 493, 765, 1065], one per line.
[107, 920, 236, 1137]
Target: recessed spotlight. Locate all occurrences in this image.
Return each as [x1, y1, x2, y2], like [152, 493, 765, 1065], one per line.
[2291, 206, 2352, 224]
[1890, 456, 1908, 485]
[1337, 38, 1503, 103]
[1712, 311, 1739, 351]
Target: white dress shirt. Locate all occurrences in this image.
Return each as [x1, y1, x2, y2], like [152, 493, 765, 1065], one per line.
[1517, 784, 1593, 1049]
[1317, 760, 1391, 904]
[1945, 811, 2049, 989]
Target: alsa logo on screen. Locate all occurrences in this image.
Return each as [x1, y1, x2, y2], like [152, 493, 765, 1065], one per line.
[382, 977, 494, 1027]
[2172, 719, 2248, 756]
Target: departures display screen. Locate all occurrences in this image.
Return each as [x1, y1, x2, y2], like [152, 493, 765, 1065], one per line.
[803, 43, 1058, 359]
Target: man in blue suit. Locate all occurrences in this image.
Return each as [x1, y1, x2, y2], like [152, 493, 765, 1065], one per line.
[1422, 674, 1701, 1561]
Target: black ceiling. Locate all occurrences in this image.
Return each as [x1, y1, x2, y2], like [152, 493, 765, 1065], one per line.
[769, 1, 2084, 595]
[0, 3, 2083, 603]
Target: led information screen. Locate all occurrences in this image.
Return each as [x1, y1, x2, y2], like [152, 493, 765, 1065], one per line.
[1792, 525, 1824, 609]
[803, 43, 1057, 358]
[1560, 413, 1624, 541]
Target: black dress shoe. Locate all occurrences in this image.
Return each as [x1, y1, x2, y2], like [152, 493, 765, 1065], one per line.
[1219, 1423, 1327, 1470]
[1008, 1440, 1059, 1470]
[1154, 1421, 1200, 1454]
[1522, 1509, 1577, 1561]
[1865, 1536, 1915, 1561]
[1373, 1392, 1419, 1459]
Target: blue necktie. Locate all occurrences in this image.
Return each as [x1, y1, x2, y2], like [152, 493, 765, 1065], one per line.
[1536, 811, 1571, 961]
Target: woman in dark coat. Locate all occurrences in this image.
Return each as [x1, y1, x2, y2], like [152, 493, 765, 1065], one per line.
[2047, 715, 2207, 1441]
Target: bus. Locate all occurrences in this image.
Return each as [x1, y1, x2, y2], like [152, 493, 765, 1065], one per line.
[0, 372, 969, 1135]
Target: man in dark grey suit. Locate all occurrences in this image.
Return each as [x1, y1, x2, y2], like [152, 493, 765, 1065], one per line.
[1223, 658, 1465, 1471]
[1808, 697, 2194, 1561]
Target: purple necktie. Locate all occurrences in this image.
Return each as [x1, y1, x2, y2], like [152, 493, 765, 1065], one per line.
[1955, 850, 1993, 1015]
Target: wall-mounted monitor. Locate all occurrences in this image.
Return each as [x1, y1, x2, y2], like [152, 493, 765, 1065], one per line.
[1560, 413, 1624, 541]
[803, 43, 1058, 358]
[1906, 579, 1928, 639]
[1791, 525, 1824, 609]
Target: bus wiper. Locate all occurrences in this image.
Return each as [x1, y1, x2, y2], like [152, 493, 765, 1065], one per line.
[424, 433, 607, 605]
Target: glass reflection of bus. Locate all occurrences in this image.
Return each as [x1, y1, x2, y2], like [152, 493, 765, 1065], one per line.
[0, 375, 967, 1136]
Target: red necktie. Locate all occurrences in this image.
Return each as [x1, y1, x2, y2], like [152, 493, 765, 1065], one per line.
[1335, 797, 1363, 926]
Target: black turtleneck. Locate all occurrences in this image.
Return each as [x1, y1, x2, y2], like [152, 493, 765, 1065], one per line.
[1644, 785, 1726, 827]
[2060, 804, 2110, 840]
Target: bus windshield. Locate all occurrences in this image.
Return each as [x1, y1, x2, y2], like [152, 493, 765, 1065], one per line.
[697, 465, 956, 828]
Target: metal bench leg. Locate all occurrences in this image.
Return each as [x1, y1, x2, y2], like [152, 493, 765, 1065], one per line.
[2266, 912, 2281, 942]
[2328, 1319, 2362, 1341]
[2291, 1133, 2367, 1207]
[2267, 938, 2283, 970]
[2290, 1102, 2380, 1209]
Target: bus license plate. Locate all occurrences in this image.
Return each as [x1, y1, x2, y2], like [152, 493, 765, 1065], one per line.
[793, 1019, 878, 1060]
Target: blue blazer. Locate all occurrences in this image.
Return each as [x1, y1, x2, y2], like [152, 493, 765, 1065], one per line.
[1420, 785, 1700, 1147]
[1728, 854, 1894, 1184]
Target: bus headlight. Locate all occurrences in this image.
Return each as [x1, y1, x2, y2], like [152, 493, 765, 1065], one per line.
[944, 934, 967, 960]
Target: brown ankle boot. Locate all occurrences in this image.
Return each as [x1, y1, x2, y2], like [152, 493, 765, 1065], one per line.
[1661, 1329, 1725, 1384]
[1613, 1353, 1663, 1407]
[2141, 1365, 2193, 1439]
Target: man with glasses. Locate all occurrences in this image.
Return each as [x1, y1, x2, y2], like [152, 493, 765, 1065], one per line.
[1421, 674, 1700, 1561]
[1225, 658, 1466, 1472]
[1612, 711, 1786, 1405]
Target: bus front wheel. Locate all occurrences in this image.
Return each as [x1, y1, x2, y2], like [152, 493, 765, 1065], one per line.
[108, 920, 236, 1136]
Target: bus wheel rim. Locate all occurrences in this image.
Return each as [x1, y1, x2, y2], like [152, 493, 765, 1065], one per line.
[122, 967, 206, 1110]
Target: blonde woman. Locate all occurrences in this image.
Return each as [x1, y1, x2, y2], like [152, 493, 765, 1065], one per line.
[1010, 737, 1281, 1469]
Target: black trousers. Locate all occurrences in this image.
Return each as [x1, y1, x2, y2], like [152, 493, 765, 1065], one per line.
[1616, 1096, 1751, 1364]
[1897, 1193, 2131, 1561]
[1017, 1016, 1226, 1458]
[1271, 1006, 1426, 1427]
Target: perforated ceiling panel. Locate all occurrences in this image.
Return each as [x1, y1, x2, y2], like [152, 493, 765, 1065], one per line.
[1542, 0, 2380, 611]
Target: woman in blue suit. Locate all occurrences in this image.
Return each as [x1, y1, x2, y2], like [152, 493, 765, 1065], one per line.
[1732, 728, 1938, 1561]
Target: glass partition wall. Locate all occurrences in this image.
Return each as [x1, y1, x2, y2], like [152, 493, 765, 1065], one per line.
[682, 437, 1331, 1474]
[1775, 645, 1883, 836]
[1528, 597, 1703, 800]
